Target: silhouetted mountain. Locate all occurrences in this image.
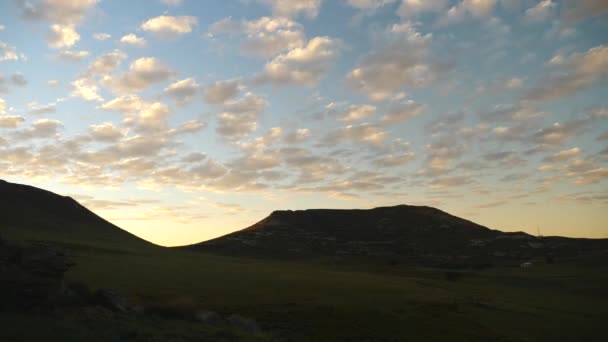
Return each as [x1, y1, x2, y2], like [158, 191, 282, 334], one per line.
[0, 179, 153, 249]
[187, 205, 608, 267]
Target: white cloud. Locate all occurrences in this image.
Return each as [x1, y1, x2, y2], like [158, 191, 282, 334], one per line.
[524, 0, 555, 23]
[28, 102, 56, 115]
[89, 122, 125, 142]
[87, 50, 127, 75]
[397, 0, 448, 17]
[141, 15, 198, 37]
[164, 78, 199, 106]
[160, 0, 182, 5]
[346, 22, 449, 101]
[216, 92, 268, 141]
[381, 99, 425, 123]
[347, 0, 397, 10]
[93, 33, 111, 40]
[119, 33, 146, 47]
[257, 36, 340, 85]
[0, 41, 22, 61]
[435, 0, 497, 26]
[101, 57, 175, 94]
[18, 119, 63, 139]
[257, 0, 322, 18]
[525, 45, 608, 102]
[210, 16, 305, 58]
[338, 104, 376, 122]
[71, 77, 102, 101]
[322, 123, 388, 145]
[0, 98, 5, 113]
[563, 0, 608, 23]
[202, 79, 242, 105]
[0, 115, 25, 128]
[47, 24, 80, 49]
[56, 50, 89, 61]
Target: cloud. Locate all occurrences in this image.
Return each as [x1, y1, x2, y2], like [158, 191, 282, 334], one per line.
[524, 45, 608, 102]
[210, 16, 305, 58]
[47, 24, 80, 48]
[55, 50, 89, 61]
[101, 57, 175, 94]
[0, 41, 23, 61]
[0, 115, 25, 128]
[532, 119, 588, 147]
[93, 33, 111, 40]
[256, 36, 340, 85]
[346, 22, 450, 101]
[89, 122, 125, 142]
[256, 0, 322, 18]
[16, 0, 98, 48]
[164, 78, 199, 106]
[28, 102, 56, 115]
[87, 49, 127, 75]
[429, 175, 471, 189]
[0, 72, 28, 92]
[119, 33, 146, 47]
[160, 0, 182, 6]
[202, 79, 242, 104]
[338, 104, 376, 122]
[575, 168, 608, 185]
[141, 15, 197, 37]
[71, 77, 102, 101]
[397, 0, 448, 17]
[17, 118, 63, 139]
[17, 0, 98, 24]
[100, 95, 173, 132]
[542, 147, 581, 163]
[562, 0, 608, 23]
[322, 123, 388, 145]
[524, 0, 555, 23]
[347, 0, 396, 10]
[435, 0, 497, 26]
[381, 99, 425, 123]
[216, 92, 268, 140]
[284, 128, 311, 143]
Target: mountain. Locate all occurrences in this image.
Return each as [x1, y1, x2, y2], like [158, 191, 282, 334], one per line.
[187, 205, 608, 267]
[0, 179, 154, 250]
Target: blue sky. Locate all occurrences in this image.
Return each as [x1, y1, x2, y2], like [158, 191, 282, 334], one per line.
[0, 0, 607, 246]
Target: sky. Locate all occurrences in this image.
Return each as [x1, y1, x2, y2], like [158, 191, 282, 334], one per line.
[0, 0, 607, 246]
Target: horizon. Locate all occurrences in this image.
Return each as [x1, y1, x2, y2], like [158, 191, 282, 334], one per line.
[1, 0, 607, 246]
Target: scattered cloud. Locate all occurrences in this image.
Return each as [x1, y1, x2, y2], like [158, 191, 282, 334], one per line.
[524, 45, 608, 102]
[346, 22, 450, 101]
[56, 50, 89, 62]
[256, 0, 322, 18]
[141, 15, 198, 37]
[119, 33, 146, 47]
[164, 78, 199, 106]
[101, 57, 175, 94]
[256, 36, 340, 85]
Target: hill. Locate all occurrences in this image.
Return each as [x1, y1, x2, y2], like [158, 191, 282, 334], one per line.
[0, 179, 154, 251]
[187, 205, 608, 267]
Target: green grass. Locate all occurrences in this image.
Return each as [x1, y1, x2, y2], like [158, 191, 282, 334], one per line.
[2, 224, 607, 341]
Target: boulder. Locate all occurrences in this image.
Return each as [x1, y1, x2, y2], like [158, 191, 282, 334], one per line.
[228, 314, 261, 334]
[94, 289, 129, 313]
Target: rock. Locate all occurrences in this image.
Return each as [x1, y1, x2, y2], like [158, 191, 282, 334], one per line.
[195, 309, 224, 326]
[0, 240, 74, 310]
[228, 314, 261, 334]
[94, 289, 129, 313]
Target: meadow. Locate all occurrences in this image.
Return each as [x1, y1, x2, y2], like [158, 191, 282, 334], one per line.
[2, 224, 607, 341]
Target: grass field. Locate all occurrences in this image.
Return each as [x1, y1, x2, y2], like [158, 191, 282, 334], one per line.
[2, 224, 607, 341]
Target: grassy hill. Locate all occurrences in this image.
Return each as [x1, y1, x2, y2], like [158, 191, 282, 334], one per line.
[0, 179, 155, 252]
[1, 179, 607, 341]
[186, 206, 608, 268]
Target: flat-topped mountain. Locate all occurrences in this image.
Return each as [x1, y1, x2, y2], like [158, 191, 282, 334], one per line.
[187, 205, 608, 267]
[0, 179, 153, 250]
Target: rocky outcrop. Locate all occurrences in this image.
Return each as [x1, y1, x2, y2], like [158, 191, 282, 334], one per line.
[0, 236, 74, 310]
